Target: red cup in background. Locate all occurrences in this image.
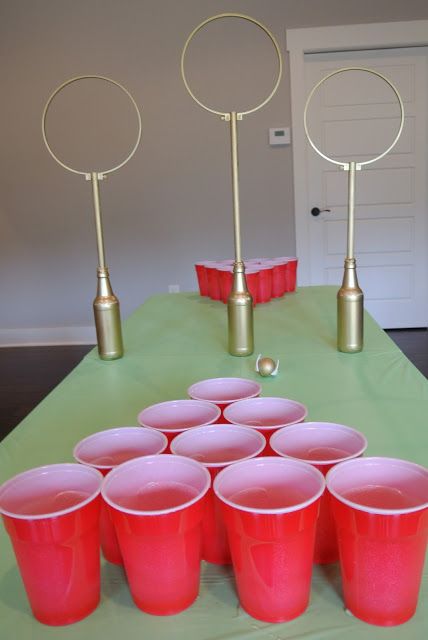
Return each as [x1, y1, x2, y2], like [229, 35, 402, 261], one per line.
[214, 457, 325, 622]
[281, 256, 298, 292]
[187, 377, 261, 423]
[73, 426, 168, 564]
[171, 424, 265, 564]
[194, 262, 209, 296]
[0, 463, 103, 625]
[137, 399, 221, 449]
[270, 422, 367, 564]
[245, 268, 259, 306]
[327, 457, 428, 626]
[217, 265, 233, 304]
[265, 260, 287, 298]
[275, 258, 289, 296]
[223, 397, 308, 455]
[102, 454, 210, 615]
[257, 265, 273, 303]
[205, 263, 222, 300]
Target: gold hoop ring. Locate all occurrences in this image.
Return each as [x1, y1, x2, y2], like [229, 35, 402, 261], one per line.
[304, 67, 404, 167]
[181, 13, 282, 118]
[42, 75, 142, 176]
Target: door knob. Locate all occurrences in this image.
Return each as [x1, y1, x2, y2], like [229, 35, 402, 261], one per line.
[311, 207, 331, 217]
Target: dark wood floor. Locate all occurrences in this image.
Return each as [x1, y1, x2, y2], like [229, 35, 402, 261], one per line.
[385, 328, 428, 378]
[0, 345, 94, 441]
[0, 329, 427, 442]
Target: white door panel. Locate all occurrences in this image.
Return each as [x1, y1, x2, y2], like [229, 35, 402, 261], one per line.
[304, 48, 428, 327]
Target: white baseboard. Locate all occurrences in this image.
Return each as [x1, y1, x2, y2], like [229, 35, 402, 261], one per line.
[0, 326, 96, 347]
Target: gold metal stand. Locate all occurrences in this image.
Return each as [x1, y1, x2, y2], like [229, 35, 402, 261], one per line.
[304, 67, 404, 353]
[42, 75, 142, 360]
[90, 172, 124, 359]
[227, 111, 253, 355]
[181, 14, 282, 356]
[337, 162, 363, 352]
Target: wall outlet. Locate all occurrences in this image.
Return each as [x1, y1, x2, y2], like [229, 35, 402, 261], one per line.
[168, 284, 180, 293]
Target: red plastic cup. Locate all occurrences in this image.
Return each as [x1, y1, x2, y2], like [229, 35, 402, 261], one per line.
[257, 265, 273, 303]
[279, 256, 298, 292]
[0, 463, 103, 625]
[223, 397, 308, 455]
[73, 426, 168, 565]
[101, 454, 210, 615]
[214, 457, 325, 622]
[270, 422, 367, 564]
[194, 262, 209, 296]
[137, 399, 221, 449]
[187, 377, 261, 423]
[205, 263, 222, 300]
[245, 268, 259, 307]
[170, 424, 265, 564]
[326, 457, 428, 626]
[265, 260, 287, 298]
[217, 265, 233, 304]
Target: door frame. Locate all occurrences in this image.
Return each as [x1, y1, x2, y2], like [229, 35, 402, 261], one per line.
[286, 20, 428, 285]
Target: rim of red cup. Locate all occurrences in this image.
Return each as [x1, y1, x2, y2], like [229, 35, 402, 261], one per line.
[0, 463, 103, 520]
[73, 426, 168, 470]
[101, 454, 211, 517]
[223, 396, 308, 431]
[264, 258, 286, 265]
[213, 456, 325, 515]
[326, 456, 428, 516]
[270, 422, 368, 465]
[137, 399, 221, 433]
[187, 377, 261, 406]
[170, 424, 266, 467]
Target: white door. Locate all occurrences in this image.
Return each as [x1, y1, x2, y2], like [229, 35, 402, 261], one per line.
[302, 48, 428, 328]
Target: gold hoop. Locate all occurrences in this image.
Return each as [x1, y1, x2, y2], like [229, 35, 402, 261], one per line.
[42, 75, 142, 176]
[304, 67, 404, 167]
[181, 13, 282, 118]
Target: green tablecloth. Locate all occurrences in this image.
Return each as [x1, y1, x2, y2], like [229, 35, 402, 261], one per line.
[1, 286, 427, 639]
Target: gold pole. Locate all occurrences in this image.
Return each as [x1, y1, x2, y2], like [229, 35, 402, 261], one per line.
[227, 113, 254, 356]
[230, 112, 242, 263]
[90, 172, 124, 360]
[337, 161, 363, 353]
[91, 172, 106, 268]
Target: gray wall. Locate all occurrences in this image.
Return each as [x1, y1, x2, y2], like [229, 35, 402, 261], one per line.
[2, 0, 428, 342]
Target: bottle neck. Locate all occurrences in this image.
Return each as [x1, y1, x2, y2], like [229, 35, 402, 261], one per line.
[96, 267, 114, 297]
[232, 261, 249, 293]
[341, 258, 360, 289]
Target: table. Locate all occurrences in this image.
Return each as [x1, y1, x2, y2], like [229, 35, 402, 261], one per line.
[1, 286, 427, 639]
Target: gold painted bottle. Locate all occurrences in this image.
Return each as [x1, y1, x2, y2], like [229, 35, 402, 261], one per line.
[93, 267, 124, 360]
[337, 258, 363, 353]
[227, 262, 254, 356]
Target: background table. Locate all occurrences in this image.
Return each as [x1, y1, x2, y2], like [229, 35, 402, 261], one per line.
[1, 286, 427, 639]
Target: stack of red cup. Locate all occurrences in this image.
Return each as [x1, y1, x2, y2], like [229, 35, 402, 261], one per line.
[194, 257, 298, 304]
